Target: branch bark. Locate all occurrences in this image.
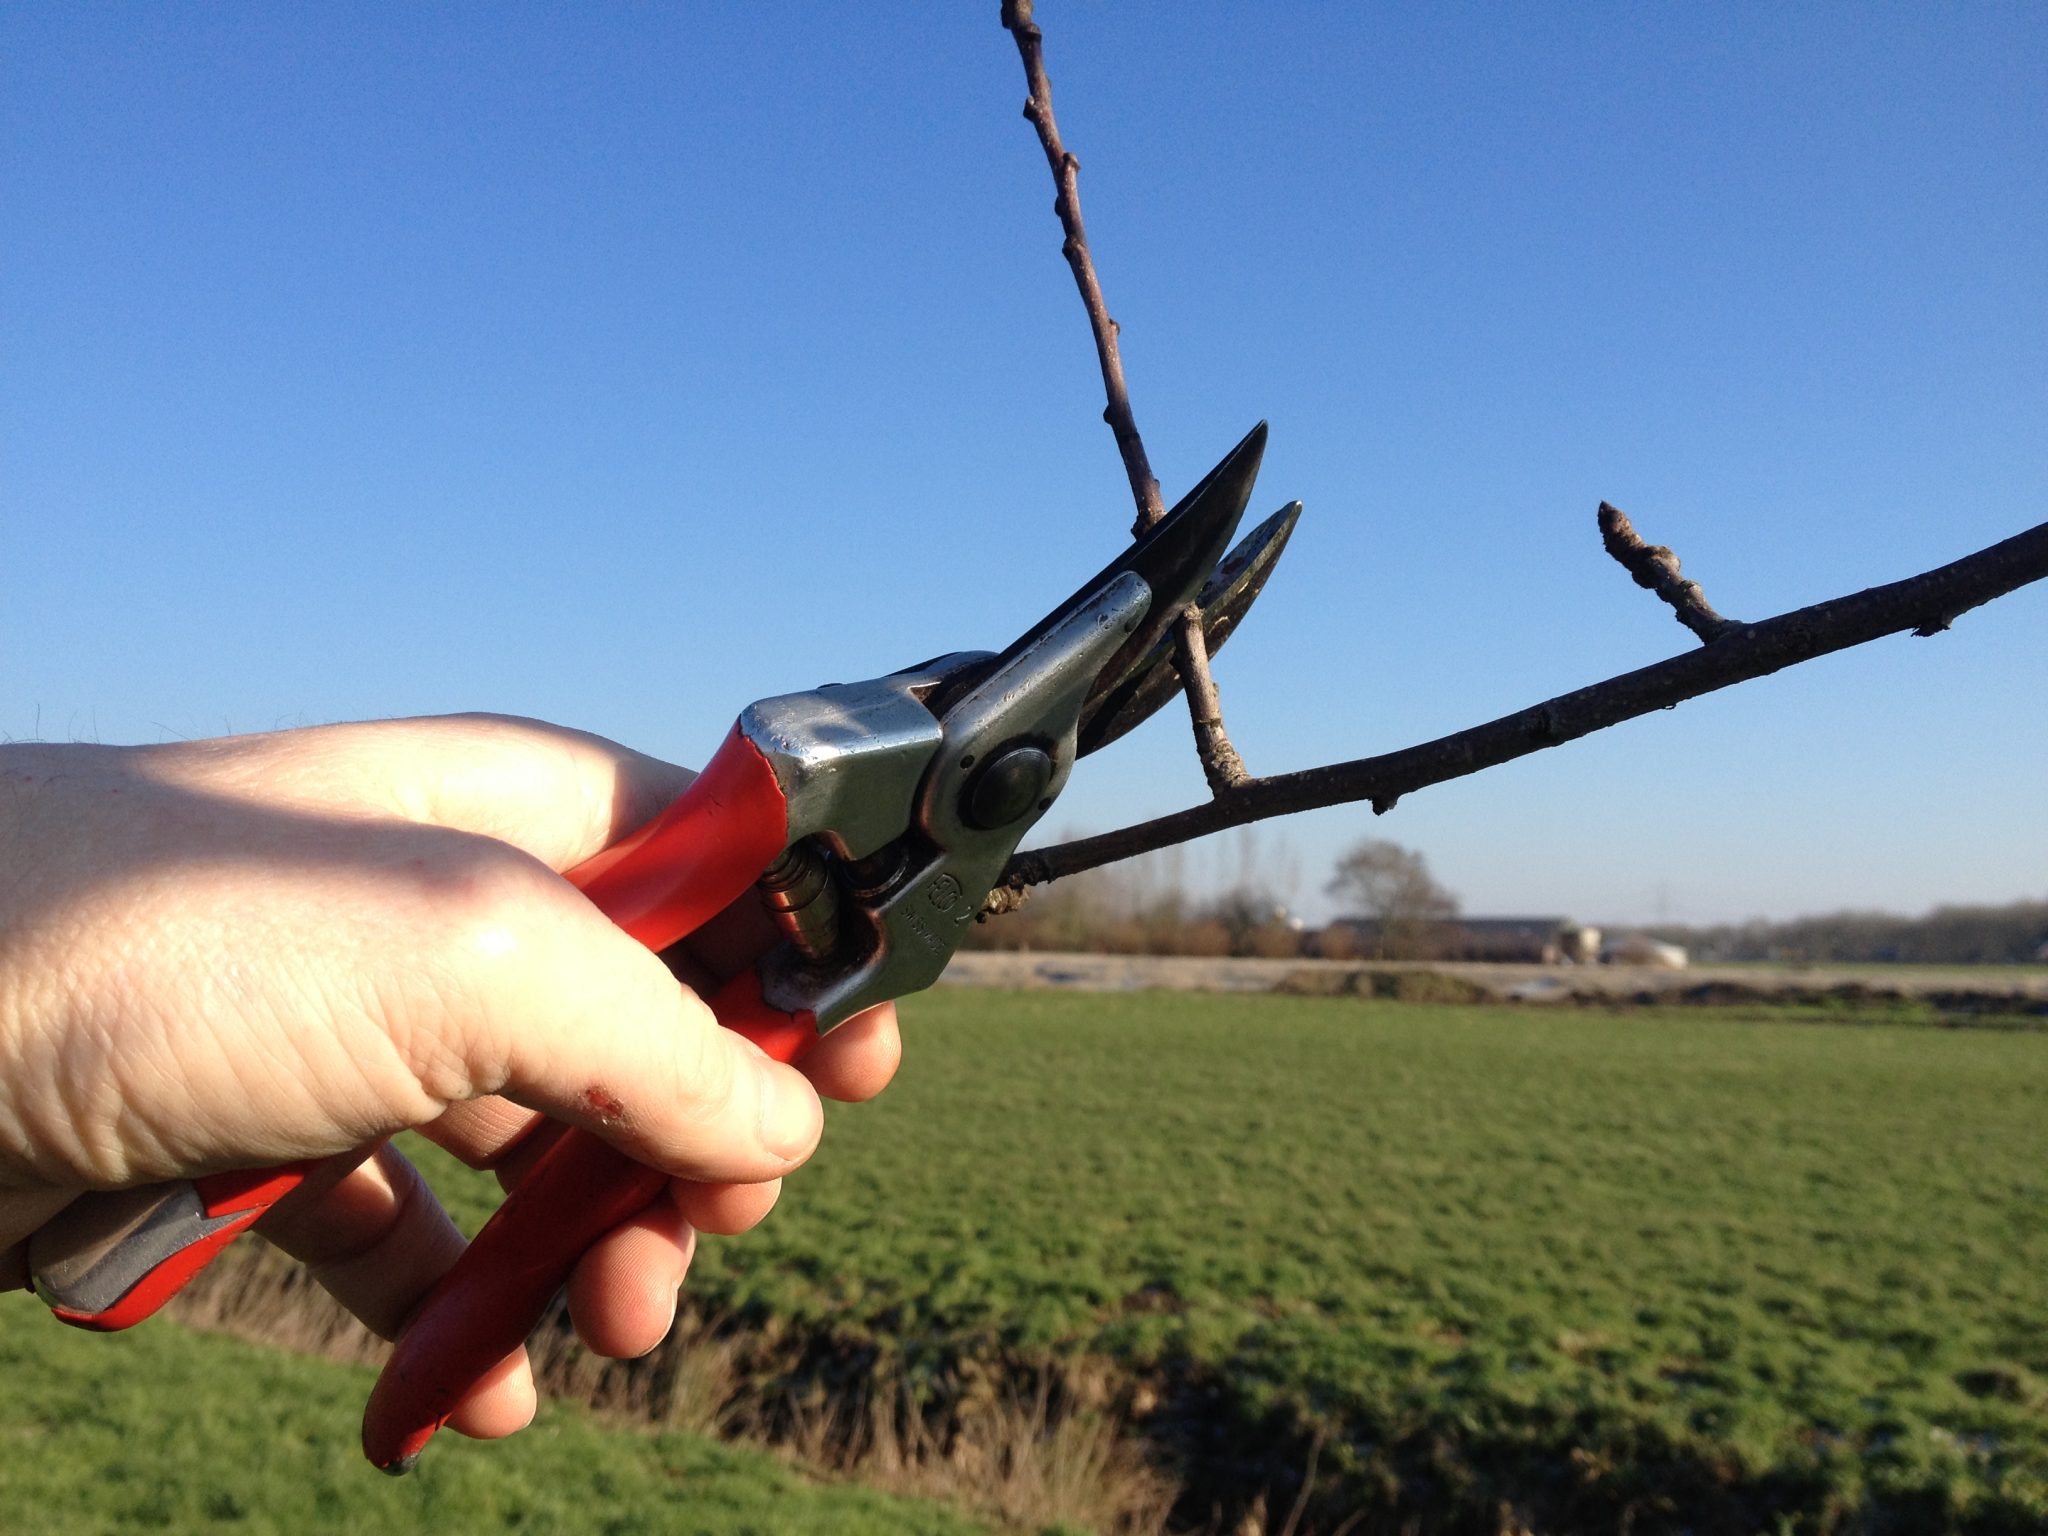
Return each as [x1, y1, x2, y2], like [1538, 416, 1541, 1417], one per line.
[997, 518, 2048, 895]
[1001, 0, 1251, 794]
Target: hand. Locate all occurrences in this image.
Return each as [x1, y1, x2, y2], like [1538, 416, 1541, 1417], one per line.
[0, 714, 900, 1439]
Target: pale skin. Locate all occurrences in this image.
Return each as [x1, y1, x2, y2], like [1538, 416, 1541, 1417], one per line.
[0, 714, 901, 1439]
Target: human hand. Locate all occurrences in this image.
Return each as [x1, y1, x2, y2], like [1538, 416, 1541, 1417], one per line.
[0, 714, 899, 1438]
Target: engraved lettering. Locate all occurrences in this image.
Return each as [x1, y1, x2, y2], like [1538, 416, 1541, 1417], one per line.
[902, 905, 947, 955]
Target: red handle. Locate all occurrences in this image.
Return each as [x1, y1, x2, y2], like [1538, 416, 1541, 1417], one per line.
[32, 1163, 318, 1330]
[566, 723, 793, 951]
[361, 724, 804, 1472]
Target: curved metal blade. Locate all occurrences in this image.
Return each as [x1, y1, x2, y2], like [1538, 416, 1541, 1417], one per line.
[1077, 499, 1301, 756]
[926, 423, 1268, 724]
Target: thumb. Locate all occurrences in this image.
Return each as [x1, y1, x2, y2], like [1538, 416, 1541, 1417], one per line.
[374, 715, 824, 1178]
[426, 857, 824, 1184]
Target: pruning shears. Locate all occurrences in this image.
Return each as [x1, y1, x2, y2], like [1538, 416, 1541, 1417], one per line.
[29, 424, 1297, 1471]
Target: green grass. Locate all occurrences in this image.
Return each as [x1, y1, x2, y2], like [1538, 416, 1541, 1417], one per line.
[419, 992, 2048, 1531]
[34, 994, 2030, 1532]
[0, 1302, 993, 1536]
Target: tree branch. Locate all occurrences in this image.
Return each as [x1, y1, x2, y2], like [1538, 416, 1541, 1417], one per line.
[1001, 0, 1252, 795]
[1000, 0, 1161, 531]
[996, 518, 2048, 895]
[1599, 502, 1736, 643]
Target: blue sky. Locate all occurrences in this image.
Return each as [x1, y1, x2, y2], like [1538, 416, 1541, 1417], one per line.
[6, 4, 2043, 925]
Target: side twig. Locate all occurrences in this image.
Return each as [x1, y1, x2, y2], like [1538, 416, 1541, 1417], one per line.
[996, 518, 2048, 897]
[1173, 610, 1250, 790]
[1599, 502, 1736, 643]
[1001, 0, 1250, 794]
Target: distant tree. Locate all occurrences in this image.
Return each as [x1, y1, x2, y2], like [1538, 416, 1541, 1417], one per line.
[1201, 884, 1300, 957]
[1326, 840, 1460, 960]
[1648, 899, 2048, 967]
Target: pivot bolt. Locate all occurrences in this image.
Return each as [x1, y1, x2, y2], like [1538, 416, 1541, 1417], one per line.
[962, 745, 1054, 830]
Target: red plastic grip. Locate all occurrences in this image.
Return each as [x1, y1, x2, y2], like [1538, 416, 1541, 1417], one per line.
[46, 1204, 267, 1333]
[361, 723, 808, 1472]
[360, 1135, 668, 1469]
[567, 722, 791, 950]
[42, 1161, 319, 1332]
[194, 1163, 318, 1218]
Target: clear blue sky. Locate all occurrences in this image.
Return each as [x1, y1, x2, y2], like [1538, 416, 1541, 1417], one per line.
[6, 5, 2043, 926]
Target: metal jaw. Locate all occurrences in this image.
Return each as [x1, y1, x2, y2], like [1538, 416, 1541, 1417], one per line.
[739, 573, 1153, 1030]
[727, 423, 1275, 1034]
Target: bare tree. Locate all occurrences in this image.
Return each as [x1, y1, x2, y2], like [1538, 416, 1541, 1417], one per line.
[1325, 841, 1460, 961]
[985, 3, 2048, 914]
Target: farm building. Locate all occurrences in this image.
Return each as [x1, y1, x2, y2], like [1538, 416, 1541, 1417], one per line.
[1321, 916, 1603, 964]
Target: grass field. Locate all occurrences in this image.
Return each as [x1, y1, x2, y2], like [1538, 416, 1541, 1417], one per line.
[0, 1304, 994, 1536]
[418, 992, 2048, 1533]
[13, 993, 2041, 1534]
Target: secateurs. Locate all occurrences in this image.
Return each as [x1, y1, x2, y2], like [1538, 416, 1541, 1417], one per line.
[30, 422, 1298, 1471]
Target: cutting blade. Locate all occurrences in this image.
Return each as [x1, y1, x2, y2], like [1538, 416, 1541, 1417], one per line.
[1076, 497, 1301, 756]
[927, 422, 1268, 724]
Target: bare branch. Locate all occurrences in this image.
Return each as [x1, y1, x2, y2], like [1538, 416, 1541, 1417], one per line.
[995, 519, 2048, 897]
[1000, 0, 1162, 530]
[1599, 502, 1736, 643]
[1000, 0, 1252, 793]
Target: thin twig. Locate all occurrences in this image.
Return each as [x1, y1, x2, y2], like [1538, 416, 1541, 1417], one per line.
[1001, 0, 1161, 530]
[1001, 0, 1252, 794]
[1172, 604, 1250, 790]
[993, 518, 2048, 898]
[1599, 502, 1736, 643]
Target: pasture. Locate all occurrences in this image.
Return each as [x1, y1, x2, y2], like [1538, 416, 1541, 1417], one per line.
[8, 991, 2043, 1533]
[416, 991, 2048, 1531]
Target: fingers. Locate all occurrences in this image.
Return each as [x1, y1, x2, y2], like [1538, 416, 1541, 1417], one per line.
[256, 1144, 457, 1341]
[562, 1172, 793, 1358]
[254, 1142, 536, 1441]
[138, 713, 901, 1195]
[262, 999, 896, 1433]
[417, 1097, 550, 1173]
[418, 998, 899, 1258]
[797, 1002, 902, 1103]
[564, 1196, 697, 1359]
[671, 1176, 781, 1236]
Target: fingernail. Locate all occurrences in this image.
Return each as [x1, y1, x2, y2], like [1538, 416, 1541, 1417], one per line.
[757, 1064, 821, 1162]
